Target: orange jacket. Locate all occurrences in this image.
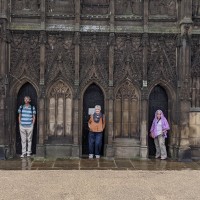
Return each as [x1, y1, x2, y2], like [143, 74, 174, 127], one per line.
[88, 114, 105, 133]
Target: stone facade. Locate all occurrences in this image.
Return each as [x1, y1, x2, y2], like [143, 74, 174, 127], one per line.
[0, 0, 200, 160]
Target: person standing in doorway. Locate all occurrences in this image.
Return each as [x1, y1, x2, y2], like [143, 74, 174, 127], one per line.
[150, 109, 170, 160]
[18, 96, 36, 158]
[88, 105, 105, 159]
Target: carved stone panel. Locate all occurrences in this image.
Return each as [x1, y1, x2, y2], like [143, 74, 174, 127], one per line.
[192, 37, 200, 77]
[48, 81, 72, 137]
[10, 32, 40, 83]
[0, 76, 5, 96]
[81, 0, 109, 15]
[46, 0, 75, 15]
[193, 0, 200, 17]
[114, 81, 139, 138]
[45, 33, 75, 84]
[149, 0, 176, 16]
[11, 0, 40, 12]
[115, 0, 143, 16]
[80, 34, 109, 88]
[191, 37, 200, 107]
[147, 35, 177, 85]
[114, 34, 143, 85]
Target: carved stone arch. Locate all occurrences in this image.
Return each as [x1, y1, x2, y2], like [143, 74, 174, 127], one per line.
[15, 82, 38, 154]
[46, 78, 73, 98]
[114, 80, 140, 138]
[114, 79, 141, 100]
[148, 81, 177, 157]
[147, 79, 176, 102]
[10, 77, 39, 97]
[81, 80, 107, 101]
[47, 80, 73, 138]
[82, 82, 105, 155]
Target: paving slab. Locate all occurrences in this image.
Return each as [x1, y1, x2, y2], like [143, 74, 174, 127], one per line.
[0, 171, 200, 200]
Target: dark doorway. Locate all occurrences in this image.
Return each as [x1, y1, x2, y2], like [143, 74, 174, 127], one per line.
[82, 83, 104, 156]
[148, 85, 169, 157]
[16, 83, 37, 154]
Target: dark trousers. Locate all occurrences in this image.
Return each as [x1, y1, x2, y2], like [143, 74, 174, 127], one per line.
[88, 132, 103, 156]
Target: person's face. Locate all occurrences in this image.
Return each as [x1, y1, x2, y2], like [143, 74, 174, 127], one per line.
[95, 108, 100, 114]
[156, 111, 161, 119]
[24, 97, 31, 104]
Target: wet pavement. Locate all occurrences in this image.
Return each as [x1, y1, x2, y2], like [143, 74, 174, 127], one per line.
[1, 157, 200, 170]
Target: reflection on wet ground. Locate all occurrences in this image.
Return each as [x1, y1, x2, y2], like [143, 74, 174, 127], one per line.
[1, 157, 200, 170]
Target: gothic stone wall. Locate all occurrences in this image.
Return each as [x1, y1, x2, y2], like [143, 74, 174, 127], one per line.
[0, 0, 199, 159]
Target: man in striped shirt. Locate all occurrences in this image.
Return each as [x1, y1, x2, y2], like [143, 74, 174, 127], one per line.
[18, 96, 36, 158]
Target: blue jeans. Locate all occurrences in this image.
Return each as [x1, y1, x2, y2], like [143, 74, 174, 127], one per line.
[88, 132, 103, 156]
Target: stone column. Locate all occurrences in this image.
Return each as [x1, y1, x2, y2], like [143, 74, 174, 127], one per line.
[178, 1, 193, 160]
[36, 1, 46, 156]
[105, 0, 115, 157]
[72, 0, 80, 157]
[140, 33, 149, 159]
[0, 5, 9, 158]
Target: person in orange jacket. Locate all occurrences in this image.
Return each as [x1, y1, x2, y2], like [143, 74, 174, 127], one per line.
[88, 105, 105, 159]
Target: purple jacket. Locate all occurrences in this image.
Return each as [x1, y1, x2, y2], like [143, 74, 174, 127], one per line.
[150, 110, 170, 138]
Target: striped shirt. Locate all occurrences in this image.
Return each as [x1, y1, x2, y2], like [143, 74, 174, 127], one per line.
[18, 105, 36, 127]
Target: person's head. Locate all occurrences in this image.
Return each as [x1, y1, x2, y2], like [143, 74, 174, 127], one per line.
[156, 110, 163, 120]
[95, 105, 101, 114]
[24, 96, 31, 104]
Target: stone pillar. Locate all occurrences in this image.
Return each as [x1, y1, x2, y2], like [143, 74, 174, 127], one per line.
[40, 0, 46, 30]
[139, 33, 149, 159]
[72, 0, 80, 157]
[36, 1, 46, 156]
[105, 1, 115, 157]
[178, 1, 193, 161]
[0, 5, 9, 158]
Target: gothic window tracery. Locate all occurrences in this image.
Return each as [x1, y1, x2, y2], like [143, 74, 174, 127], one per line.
[114, 81, 139, 138]
[48, 81, 72, 137]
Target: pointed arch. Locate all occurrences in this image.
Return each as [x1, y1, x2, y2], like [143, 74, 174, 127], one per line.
[82, 83, 105, 155]
[81, 81, 106, 100]
[148, 84, 169, 157]
[148, 80, 176, 101]
[47, 80, 73, 138]
[16, 82, 38, 154]
[10, 77, 39, 97]
[114, 80, 140, 138]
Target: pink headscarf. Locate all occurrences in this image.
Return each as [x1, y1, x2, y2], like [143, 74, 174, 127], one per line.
[150, 110, 170, 138]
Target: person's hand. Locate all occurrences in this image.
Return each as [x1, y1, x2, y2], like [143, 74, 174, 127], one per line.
[150, 132, 154, 139]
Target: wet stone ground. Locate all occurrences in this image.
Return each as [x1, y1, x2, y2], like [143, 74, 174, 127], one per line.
[1, 157, 200, 170]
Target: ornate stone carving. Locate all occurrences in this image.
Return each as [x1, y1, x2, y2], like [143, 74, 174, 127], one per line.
[81, 0, 109, 15]
[191, 37, 200, 77]
[12, 0, 40, 12]
[115, 0, 143, 15]
[0, 76, 5, 96]
[181, 23, 193, 45]
[116, 80, 138, 100]
[193, 0, 200, 17]
[180, 81, 191, 101]
[50, 81, 72, 99]
[45, 33, 75, 84]
[149, 0, 176, 16]
[46, 0, 75, 15]
[114, 34, 143, 85]
[10, 32, 40, 83]
[147, 35, 177, 85]
[80, 34, 109, 89]
[39, 31, 47, 45]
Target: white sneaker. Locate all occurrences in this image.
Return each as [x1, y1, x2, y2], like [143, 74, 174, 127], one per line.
[95, 155, 100, 159]
[27, 153, 31, 157]
[89, 154, 93, 159]
[20, 154, 26, 158]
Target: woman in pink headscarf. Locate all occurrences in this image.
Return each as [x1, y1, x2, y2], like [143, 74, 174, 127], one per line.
[150, 110, 170, 160]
